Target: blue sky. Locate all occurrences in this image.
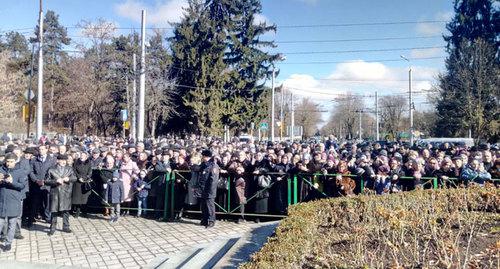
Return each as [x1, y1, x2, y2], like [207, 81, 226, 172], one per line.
[0, 0, 455, 118]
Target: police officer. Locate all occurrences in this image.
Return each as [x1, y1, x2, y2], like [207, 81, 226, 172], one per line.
[197, 149, 219, 228]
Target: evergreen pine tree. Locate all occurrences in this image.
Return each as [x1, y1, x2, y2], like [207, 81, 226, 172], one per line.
[434, 0, 499, 141]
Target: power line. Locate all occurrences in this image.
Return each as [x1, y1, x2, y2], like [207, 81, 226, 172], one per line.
[276, 35, 442, 44]
[280, 56, 445, 64]
[278, 20, 448, 28]
[0, 19, 449, 34]
[283, 46, 443, 55]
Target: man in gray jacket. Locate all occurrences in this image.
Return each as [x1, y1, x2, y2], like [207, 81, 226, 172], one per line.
[0, 153, 26, 251]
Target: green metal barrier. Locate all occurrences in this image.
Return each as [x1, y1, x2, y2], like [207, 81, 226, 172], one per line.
[90, 168, 498, 221]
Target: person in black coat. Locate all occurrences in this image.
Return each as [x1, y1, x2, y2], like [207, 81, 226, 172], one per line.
[196, 149, 219, 228]
[28, 145, 56, 226]
[271, 155, 292, 214]
[0, 154, 26, 251]
[152, 152, 171, 220]
[72, 152, 93, 217]
[2, 147, 33, 240]
[44, 154, 77, 235]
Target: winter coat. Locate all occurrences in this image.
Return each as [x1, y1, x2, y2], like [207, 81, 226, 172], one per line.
[44, 165, 77, 213]
[72, 159, 93, 205]
[185, 164, 200, 205]
[90, 157, 103, 169]
[234, 176, 246, 204]
[0, 166, 26, 217]
[119, 160, 140, 202]
[133, 178, 151, 198]
[374, 176, 391, 195]
[15, 158, 31, 199]
[29, 155, 56, 192]
[106, 179, 124, 204]
[460, 165, 491, 186]
[196, 160, 219, 199]
[152, 161, 171, 196]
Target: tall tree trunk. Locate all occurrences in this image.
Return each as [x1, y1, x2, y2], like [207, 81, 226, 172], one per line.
[48, 85, 54, 130]
[151, 119, 156, 139]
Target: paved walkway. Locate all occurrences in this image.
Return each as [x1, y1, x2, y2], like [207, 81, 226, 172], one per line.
[0, 215, 260, 269]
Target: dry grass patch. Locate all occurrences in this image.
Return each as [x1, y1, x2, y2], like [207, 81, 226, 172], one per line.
[242, 185, 499, 269]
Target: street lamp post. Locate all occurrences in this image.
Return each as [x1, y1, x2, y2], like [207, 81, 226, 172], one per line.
[401, 55, 413, 146]
[271, 67, 275, 142]
[270, 55, 285, 142]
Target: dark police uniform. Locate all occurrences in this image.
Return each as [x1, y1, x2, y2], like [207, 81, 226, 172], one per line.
[198, 158, 219, 227]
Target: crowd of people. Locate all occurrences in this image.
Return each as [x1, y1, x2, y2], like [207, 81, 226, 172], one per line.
[0, 133, 498, 252]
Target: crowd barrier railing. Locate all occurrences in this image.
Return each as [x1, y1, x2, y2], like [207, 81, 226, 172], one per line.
[87, 168, 498, 220]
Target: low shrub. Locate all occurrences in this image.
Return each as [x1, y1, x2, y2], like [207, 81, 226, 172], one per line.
[242, 185, 499, 269]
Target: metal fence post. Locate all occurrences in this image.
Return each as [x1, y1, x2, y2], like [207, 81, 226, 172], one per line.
[170, 172, 175, 220]
[293, 175, 298, 204]
[227, 175, 231, 213]
[287, 176, 291, 206]
[163, 172, 170, 220]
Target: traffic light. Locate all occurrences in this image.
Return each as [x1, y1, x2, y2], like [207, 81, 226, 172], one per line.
[22, 104, 35, 123]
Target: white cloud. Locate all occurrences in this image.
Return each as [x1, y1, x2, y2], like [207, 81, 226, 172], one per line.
[280, 61, 440, 118]
[282, 74, 346, 100]
[415, 10, 453, 35]
[410, 47, 444, 58]
[115, 0, 188, 26]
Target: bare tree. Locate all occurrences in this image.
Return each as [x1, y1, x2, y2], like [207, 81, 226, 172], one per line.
[55, 57, 101, 134]
[379, 95, 406, 139]
[323, 95, 363, 139]
[77, 18, 117, 135]
[294, 97, 322, 138]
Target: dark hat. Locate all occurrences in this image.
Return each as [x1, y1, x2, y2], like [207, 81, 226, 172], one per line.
[24, 147, 38, 155]
[57, 154, 68, 160]
[4, 153, 17, 160]
[201, 149, 213, 158]
[154, 149, 163, 156]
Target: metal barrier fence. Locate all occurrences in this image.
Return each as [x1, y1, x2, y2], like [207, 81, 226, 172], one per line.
[87, 168, 499, 220]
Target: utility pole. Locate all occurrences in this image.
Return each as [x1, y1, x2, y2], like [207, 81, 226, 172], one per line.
[26, 44, 35, 138]
[280, 86, 284, 141]
[401, 55, 413, 146]
[36, 0, 43, 140]
[270, 67, 275, 142]
[409, 67, 413, 146]
[290, 92, 295, 141]
[375, 91, 379, 141]
[125, 76, 129, 139]
[132, 53, 137, 141]
[137, 10, 146, 141]
[358, 109, 362, 140]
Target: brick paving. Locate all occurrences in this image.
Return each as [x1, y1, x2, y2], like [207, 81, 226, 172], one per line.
[0, 215, 256, 269]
